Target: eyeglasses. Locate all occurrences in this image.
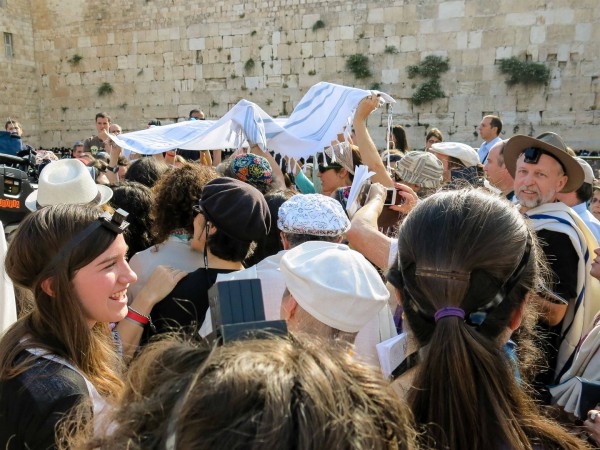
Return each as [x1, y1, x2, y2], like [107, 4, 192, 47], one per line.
[522, 147, 566, 173]
[192, 204, 205, 215]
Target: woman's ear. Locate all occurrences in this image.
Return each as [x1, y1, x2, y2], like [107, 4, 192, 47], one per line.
[509, 293, 529, 331]
[40, 277, 55, 297]
[338, 167, 349, 179]
[207, 222, 218, 236]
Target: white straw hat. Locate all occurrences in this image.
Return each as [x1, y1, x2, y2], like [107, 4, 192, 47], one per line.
[26, 159, 113, 211]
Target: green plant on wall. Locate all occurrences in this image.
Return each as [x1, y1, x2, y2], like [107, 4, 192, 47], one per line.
[411, 79, 445, 106]
[67, 54, 83, 65]
[346, 54, 371, 79]
[407, 55, 450, 105]
[97, 82, 114, 97]
[498, 57, 550, 86]
[244, 58, 255, 73]
[312, 20, 325, 32]
[407, 55, 449, 78]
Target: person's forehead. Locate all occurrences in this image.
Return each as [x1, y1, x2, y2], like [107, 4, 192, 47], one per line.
[480, 117, 492, 125]
[96, 117, 109, 123]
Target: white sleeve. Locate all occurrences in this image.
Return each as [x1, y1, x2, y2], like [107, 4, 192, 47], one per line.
[0, 223, 17, 334]
[387, 239, 398, 269]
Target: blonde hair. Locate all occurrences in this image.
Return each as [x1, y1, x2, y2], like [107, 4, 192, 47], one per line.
[71, 335, 418, 450]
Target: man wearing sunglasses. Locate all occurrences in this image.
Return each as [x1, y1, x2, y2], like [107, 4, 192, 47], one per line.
[504, 132, 600, 403]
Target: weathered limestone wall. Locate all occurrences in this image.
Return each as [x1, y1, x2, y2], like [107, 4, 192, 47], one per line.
[0, 0, 39, 141]
[5, 0, 600, 150]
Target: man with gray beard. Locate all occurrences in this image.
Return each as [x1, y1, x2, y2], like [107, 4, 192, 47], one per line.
[504, 132, 600, 402]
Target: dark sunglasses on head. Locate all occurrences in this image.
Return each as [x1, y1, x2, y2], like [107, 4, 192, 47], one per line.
[522, 147, 566, 172]
[318, 163, 343, 173]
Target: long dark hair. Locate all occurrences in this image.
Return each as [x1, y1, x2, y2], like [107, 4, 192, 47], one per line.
[244, 189, 296, 267]
[387, 189, 586, 450]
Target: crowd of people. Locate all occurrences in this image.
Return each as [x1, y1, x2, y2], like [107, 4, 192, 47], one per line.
[2, 96, 600, 449]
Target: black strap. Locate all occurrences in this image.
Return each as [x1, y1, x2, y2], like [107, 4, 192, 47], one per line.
[390, 351, 420, 380]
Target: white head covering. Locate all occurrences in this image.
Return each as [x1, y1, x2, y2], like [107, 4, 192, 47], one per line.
[431, 142, 480, 167]
[280, 241, 389, 333]
[278, 194, 350, 236]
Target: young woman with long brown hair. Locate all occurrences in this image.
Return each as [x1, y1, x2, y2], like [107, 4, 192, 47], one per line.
[0, 204, 137, 449]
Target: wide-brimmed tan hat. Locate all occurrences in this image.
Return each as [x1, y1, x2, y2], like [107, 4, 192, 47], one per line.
[26, 159, 113, 211]
[504, 132, 584, 193]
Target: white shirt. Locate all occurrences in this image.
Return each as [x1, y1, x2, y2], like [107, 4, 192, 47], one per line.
[216, 250, 287, 321]
[204, 249, 397, 367]
[128, 237, 204, 300]
[0, 221, 16, 334]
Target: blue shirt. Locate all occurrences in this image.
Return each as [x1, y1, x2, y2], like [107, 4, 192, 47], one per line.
[478, 136, 502, 164]
[573, 202, 600, 243]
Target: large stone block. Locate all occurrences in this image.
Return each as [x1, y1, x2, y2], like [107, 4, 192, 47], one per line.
[77, 36, 91, 48]
[367, 8, 384, 24]
[542, 8, 575, 25]
[438, 1, 465, 19]
[576, 23, 592, 42]
[504, 12, 536, 27]
[530, 26, 546, 44]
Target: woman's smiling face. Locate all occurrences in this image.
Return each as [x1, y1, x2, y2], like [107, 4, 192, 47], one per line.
[72, 234, 137, 328]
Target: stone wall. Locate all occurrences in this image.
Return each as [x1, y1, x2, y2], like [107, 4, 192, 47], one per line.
[0, 0, 39, 141]
[3, 0, 600, 151]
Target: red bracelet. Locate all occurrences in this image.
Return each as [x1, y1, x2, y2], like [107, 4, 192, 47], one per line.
[126, 306, 156, 332]
[127, 308, 149, 325]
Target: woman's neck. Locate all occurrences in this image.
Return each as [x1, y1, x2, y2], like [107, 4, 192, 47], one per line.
[205, 251, 244, 270]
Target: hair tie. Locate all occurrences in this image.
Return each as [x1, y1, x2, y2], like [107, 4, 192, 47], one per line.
[434, 307, 465, 322]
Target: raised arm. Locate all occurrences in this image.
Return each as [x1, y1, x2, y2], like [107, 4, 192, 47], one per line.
[250, 144, 286, 190]
[353, 95, 394, 188]
[345, 183, 393, 270]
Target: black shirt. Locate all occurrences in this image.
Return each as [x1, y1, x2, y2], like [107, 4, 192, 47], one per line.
[0, 352, 89, 450]
[533, 229, 580, 398]
[144, 267, 236, 342]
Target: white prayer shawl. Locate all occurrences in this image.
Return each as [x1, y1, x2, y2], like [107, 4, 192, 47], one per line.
[108, 82, 395, 160]
[549, 318, 600, 417]
[525, 202, 600, 377]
